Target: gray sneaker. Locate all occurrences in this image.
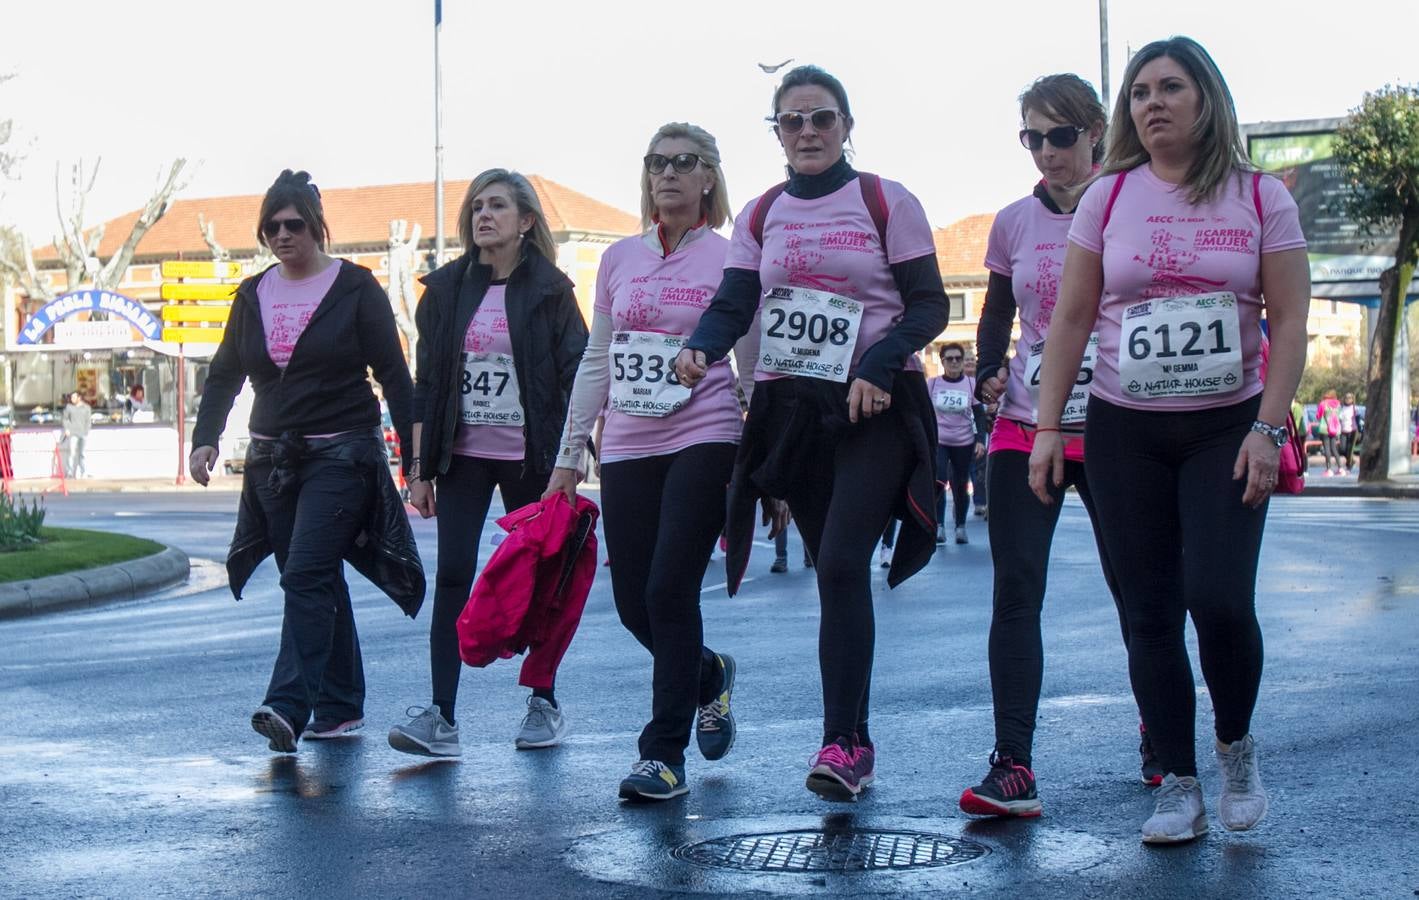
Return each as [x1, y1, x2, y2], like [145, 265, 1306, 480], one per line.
[388, 705, 461, 757]
[515, 696, 569, 749]
[1141, 774, 1208, 844]
[955, 526, 968, 544]
[1216, 735, 1268, 831]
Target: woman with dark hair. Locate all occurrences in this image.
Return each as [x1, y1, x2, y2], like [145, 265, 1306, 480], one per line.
[928, 342, 987, 544]
[677, 65, 949, 801]
[545, 122, 756, 801]
[956, 74, 1146, 821]
[388, 168, 588, 758]
[1031, 38, 1310, 843]
[191, 169, 422, 753]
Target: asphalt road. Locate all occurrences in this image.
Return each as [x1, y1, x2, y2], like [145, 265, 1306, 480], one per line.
[1, 489, 1416, 898]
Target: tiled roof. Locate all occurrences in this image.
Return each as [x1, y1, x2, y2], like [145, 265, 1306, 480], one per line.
[34, 175, 639, 262]
[933, 213, 995, 279]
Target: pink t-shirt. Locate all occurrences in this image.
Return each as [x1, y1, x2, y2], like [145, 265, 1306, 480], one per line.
[257, 260, 341, 368]
[723, 176, 938, 380]
[596, 230, 743, 463]
[927, 375, 977, 446]
[1069, 165, 1306, 411]
[451, 284, 525, 461]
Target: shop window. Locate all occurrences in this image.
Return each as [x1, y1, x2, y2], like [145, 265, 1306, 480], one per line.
[948, 294, 966, 322]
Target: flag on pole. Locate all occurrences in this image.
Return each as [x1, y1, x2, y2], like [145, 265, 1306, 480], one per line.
[435, 0, 442, 27]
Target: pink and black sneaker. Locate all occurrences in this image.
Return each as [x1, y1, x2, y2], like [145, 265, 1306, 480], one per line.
[959, 751, 1042, 817]
[806, 737, 861, 801]
[853, 741, 876, 790]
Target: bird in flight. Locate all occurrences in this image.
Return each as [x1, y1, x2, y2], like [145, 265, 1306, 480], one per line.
[758, 59, 794, 73]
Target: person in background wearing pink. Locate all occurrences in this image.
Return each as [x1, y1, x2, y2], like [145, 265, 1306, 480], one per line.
[676, 65, 949, 801]
[1030, 37, 1310, 844]
[1318, 389, 1342, 475]
[189, 170, 419, 753]
[390, 169, 588, 758]
[547, 123, 755, 802]
[1337, 391, 1360, 475]
[958, 74, 1145, 823]
[927, 343, 987, 544]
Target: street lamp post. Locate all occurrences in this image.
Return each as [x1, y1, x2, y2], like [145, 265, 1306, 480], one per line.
[1099, 0, 1110, 105]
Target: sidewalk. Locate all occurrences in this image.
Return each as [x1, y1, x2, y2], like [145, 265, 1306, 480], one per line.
[1299, 464, 1419, 498]
[24, 475, 244, 493]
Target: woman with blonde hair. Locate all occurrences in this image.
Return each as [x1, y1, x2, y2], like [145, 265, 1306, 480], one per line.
[1030, 37, 1310, 842]
[546, 123, 754, 801]
[389, 169, 588, 757]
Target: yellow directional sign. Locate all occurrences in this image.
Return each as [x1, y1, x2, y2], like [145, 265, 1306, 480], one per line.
[161, 326, 227, 345]
[161, 305, 231, 323]
[160, 282, 237, 301]
[161, 260, 242, 279]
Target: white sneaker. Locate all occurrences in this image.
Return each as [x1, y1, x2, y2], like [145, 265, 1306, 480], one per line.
[877, 545, 891, 568]
[515, 696, 569, 749]
[955, 526, 968, 545]
[1141, 774, 1208, 844]
[388, 705, 461, 757]
[1216, 735, 1268, 831]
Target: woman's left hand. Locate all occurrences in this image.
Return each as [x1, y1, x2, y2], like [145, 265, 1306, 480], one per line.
[974, 441, 986, 461]
[847, 378, 892, 423]
[1234, 431, 1281, 509]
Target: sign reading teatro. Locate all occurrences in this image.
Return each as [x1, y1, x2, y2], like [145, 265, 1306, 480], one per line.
[18, 289, 161, 345]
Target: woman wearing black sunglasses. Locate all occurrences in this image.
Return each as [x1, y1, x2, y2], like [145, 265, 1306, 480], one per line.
[388, 168, 588, 759]
[676, 65, 949, 801]
[190, 169, 422, 753]
[954, 74, 1145, 820]
[544, 122, 756, 801]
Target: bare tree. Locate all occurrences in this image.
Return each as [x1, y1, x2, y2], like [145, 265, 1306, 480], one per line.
[386, 218, 423, 370]
[197, 212, 229, 261]
[0, 157, 187, 301]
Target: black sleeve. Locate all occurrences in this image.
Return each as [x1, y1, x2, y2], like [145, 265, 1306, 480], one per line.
[685, 267, 762, 365]
[412, 282, 440, 422]
[191, 287, 251, 450]
[974, 270, 1017, 401]
[358, 274, 416, 473]
[971, 400, 991, 439]
[854, 253, 950, 391]
[552, 285, 589, 393]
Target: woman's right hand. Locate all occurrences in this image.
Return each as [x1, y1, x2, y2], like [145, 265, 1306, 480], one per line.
[188, 445, 219, 487]
[408, 479, 436, 518]
[543, 466, 579, 505]
[1027, 430, 1065, 505]
[979, 366, 1007, 405]
[674, 348, 708, 388]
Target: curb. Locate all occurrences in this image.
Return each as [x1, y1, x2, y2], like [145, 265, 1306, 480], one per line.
[0, 545, 192, 620]
[1301, 482, 1419, 500]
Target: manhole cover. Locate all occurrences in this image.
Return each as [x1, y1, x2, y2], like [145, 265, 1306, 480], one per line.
[672, 828, 989, 873]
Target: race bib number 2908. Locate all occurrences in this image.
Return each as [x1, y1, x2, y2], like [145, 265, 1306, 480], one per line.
[758, 286, 863, 382]
[1119, 292, 1242, 400]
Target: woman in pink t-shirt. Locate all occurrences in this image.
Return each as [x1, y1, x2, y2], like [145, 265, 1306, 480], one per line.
[1318, 389, 1342, 475]
[1030, 37, 1311, 844]
[956, 74, 1145, 823]
[926, 342, 986, 544]
[390, 169, 588, 759]
[676, 66, 950, 801]
[544, 123, 749, 802]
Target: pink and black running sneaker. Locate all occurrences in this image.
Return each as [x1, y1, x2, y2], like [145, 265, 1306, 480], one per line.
[959, 751, 1043, 817]
[806, 737, 861, 801]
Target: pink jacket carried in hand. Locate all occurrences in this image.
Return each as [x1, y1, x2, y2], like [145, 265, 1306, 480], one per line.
[456, 493, 599, 690]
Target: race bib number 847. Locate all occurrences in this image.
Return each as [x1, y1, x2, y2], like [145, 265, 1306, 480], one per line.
[460, 352, 523, 426]
[1119, 292, 1242, 400]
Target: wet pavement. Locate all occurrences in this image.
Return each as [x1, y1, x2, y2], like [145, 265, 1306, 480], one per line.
[2, 490, 1417, 897]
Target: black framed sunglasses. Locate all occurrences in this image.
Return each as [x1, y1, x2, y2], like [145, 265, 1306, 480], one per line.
[1019, 125, 1087, 151]
[261, 216, 308, 238]
[768, 108, 842, 135]
[644, 152, 705, 175]
[942, 354, 963, 363]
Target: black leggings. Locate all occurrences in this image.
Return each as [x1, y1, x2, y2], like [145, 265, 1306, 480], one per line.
[937, 443, 974, 527]
[1320, 434, 1340, 471]
[1340, 431, 1357, 468]
[430, 454, 548, 724]
[1084, 396, 1267, 778]
[985, 446, 1127, 767]
[781, 412, 913, 746]
[600, 442, 736, 765]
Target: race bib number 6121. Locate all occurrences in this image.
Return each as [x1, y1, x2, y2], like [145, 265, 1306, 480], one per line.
[1119, 292, 1242, 400]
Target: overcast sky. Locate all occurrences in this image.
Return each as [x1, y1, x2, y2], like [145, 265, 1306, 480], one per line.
[1, 0, 1413, 244]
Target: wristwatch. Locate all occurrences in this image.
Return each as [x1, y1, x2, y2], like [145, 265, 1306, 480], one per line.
[1250, 420, 1288, 448]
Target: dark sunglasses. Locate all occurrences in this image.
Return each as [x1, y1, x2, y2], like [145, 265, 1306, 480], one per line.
[768, 108, 842, 135]
[942, 355, 963, 363]
[1019, 125, 1087, 151]
[261, 217, 308, 238]
[644, 153, 705, 175]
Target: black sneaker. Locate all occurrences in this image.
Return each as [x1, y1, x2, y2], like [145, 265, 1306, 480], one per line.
[1139, 724, 1164, 786]
[770, 558, 788, 574]
[958, 752, 1042, 817]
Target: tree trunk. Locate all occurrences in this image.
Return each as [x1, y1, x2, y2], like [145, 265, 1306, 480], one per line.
[1358, 213, 1418, 481]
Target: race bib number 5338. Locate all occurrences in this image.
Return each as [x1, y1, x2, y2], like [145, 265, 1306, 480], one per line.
[609, 331, 692, 417]
[758, 286, 863, 382]
[1119, 293, 1242, 400]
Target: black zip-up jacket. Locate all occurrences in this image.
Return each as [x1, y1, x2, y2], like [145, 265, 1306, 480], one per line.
[192, 259, 414, 464]
[414, 245, 587, 479]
